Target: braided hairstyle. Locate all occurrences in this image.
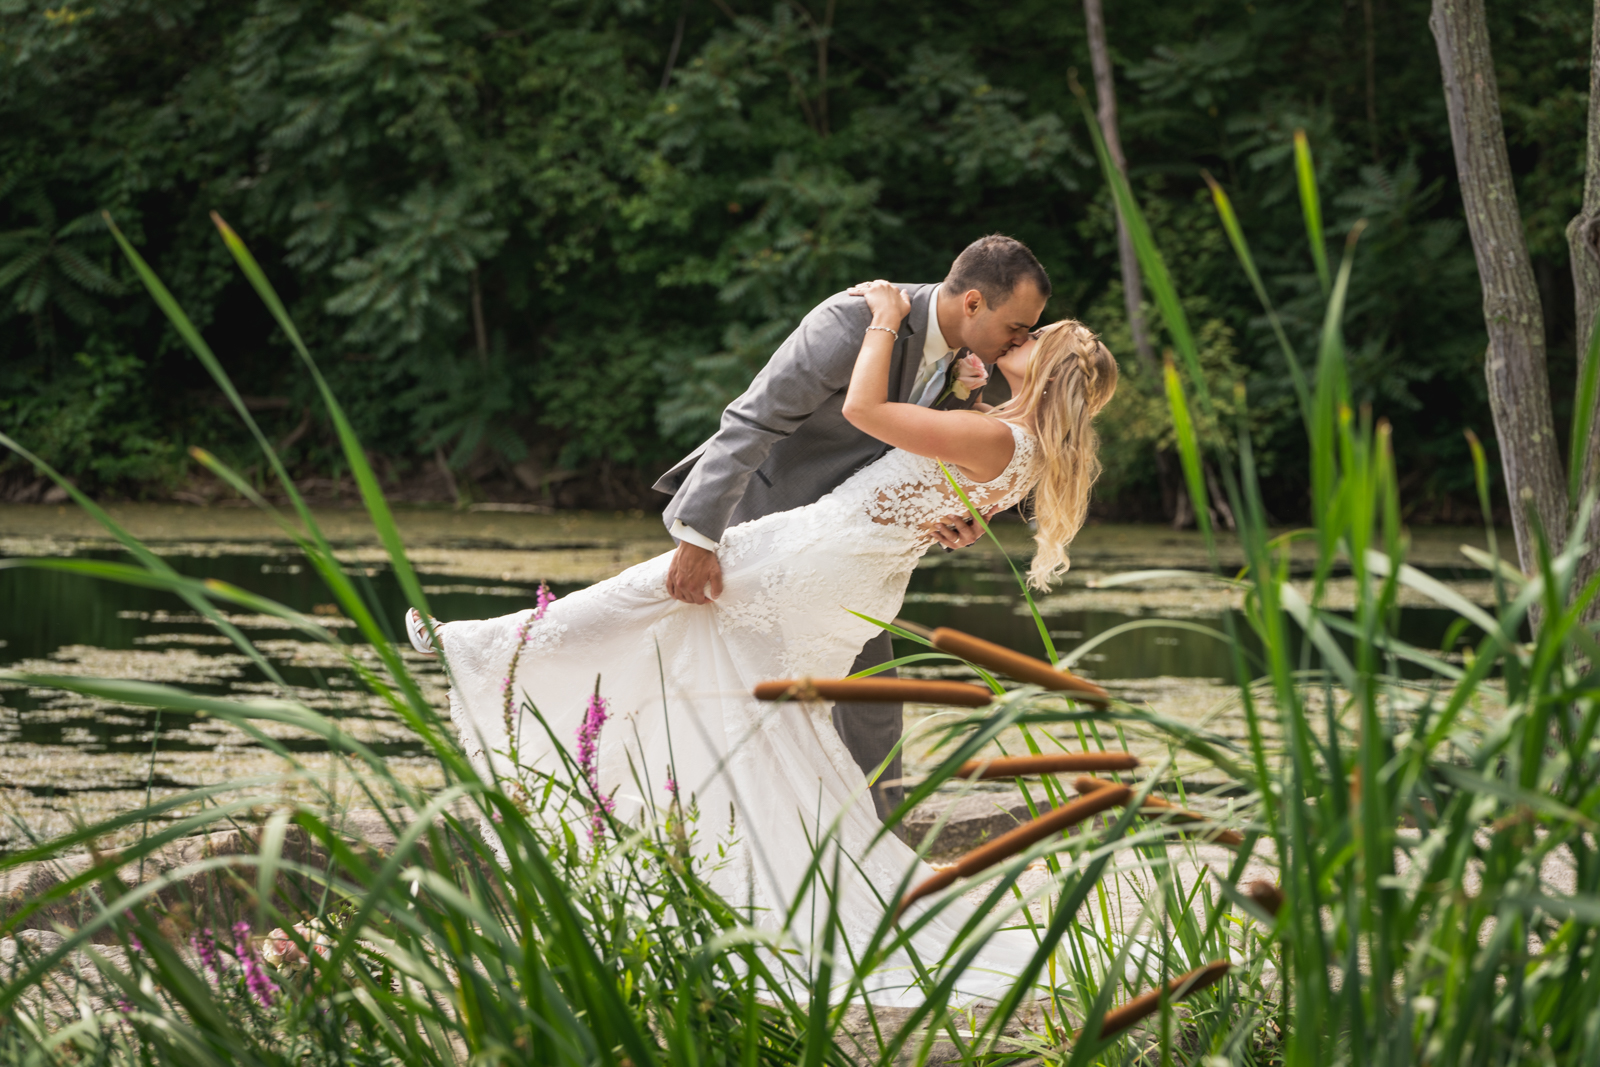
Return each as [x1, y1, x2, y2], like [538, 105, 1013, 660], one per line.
[990, 320, 1119, 589]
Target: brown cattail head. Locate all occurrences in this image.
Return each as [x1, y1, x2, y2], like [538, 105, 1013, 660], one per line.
[752, 677, 993, 707]
[1245, 880, 1283, 917]
[1082, 960, 1231, 1041]
[895, 784, 1132, 921]
[1073, 776, 1244, 847]
[930, 628, 1111, 703]
[954, 752, 1139, 780]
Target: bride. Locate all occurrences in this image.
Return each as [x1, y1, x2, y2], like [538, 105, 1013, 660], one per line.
[407, 280, 1117, 1005]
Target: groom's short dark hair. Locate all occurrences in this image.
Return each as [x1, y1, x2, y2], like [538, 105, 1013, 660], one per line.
[944, 235, 1051, 306]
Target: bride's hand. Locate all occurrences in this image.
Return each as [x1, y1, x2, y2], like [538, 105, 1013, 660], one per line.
[848, 279, 910, 325]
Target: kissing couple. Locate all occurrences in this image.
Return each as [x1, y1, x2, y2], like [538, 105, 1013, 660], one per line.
[406, 234, 1118, 1004]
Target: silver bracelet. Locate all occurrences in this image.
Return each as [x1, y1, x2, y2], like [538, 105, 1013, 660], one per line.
[865, 325, 898, 340]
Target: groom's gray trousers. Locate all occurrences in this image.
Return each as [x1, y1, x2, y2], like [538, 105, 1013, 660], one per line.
[838, 632, 902, 821]
[654, 283, 974, 829]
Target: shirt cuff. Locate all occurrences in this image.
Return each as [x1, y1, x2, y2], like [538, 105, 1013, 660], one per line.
[670, 519, 719, 552]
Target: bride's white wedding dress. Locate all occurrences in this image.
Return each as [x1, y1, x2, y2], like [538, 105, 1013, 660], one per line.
[437, 421, 1046, 1005]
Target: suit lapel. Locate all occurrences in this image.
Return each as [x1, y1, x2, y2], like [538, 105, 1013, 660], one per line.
[895, 284, 936, 404]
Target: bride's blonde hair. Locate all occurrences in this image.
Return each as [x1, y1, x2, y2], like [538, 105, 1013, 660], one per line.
[992, 320, 1118, 590]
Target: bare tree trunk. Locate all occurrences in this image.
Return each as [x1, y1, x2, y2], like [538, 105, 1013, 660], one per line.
[1430, 0, 1568, 579]
[1086, 0, 1197, 527]
[1083, 0, 1154, 373]
[1568, 0, 1600, 608]
[470, 268, 488, 364]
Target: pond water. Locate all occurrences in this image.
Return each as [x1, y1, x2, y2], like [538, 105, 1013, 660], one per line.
[0, 506, 1507, 844]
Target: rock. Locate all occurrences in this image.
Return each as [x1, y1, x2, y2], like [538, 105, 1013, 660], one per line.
[903, 789, 1058, 859]
[0, 929, 66, 961]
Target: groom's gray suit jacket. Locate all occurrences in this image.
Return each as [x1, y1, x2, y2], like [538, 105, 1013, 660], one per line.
[655, 282, 973, 540]
[653, 282, 972, 827]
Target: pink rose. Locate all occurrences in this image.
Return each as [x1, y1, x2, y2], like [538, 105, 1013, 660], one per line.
[949, 352, 989, 401]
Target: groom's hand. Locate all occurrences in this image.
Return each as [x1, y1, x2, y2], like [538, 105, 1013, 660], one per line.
[931, 506, 1002, 550]
[667, 541, 723, 604]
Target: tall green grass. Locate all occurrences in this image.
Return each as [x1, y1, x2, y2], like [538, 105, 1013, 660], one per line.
[0, 121, 1596, 1066]
[1083, 89, 1600, 1063]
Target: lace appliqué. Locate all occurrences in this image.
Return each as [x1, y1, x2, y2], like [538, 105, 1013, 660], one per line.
[845, 422, 1038, 543]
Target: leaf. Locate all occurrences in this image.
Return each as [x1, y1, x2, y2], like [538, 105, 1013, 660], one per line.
[1277, 581, 1358, 692]
[1294, 129, 1331, 295]
[1433, 764, 1595, 831]
[1364, 549, 1499, 635]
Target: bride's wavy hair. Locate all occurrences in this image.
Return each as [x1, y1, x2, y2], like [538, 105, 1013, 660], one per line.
[992, 319, 1118, 590]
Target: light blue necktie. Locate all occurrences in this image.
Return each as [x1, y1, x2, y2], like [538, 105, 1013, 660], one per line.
[912, 352, 954, 407]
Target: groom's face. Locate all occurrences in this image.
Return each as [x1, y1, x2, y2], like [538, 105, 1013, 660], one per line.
[960, 282, 1048, 363]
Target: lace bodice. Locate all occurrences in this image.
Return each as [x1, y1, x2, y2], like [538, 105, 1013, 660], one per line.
[821, 420, 1039, 546]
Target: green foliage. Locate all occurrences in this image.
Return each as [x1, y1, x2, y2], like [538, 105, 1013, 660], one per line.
[1088, 291, 1262, 502]
[0, 0, 1590, 514]
[0, 339, 179, 490]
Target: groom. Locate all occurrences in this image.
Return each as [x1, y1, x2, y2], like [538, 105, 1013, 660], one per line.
[653, 234, 1051, 822]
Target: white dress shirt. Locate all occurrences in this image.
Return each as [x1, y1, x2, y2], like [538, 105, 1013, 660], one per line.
[909, 306, 958, 409]
[672, 304, 956, 552]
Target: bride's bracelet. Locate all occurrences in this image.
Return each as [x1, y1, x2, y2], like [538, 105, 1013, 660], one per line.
[865, 325, 898, 340]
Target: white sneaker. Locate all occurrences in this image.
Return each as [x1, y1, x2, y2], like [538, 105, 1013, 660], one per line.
[404, 608, 440, 656]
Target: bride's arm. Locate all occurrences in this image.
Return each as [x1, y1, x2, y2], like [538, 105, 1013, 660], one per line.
[841, 280, 1016, 482]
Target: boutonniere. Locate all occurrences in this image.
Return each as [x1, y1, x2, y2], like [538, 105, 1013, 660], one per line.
[935, 351, 989, 405]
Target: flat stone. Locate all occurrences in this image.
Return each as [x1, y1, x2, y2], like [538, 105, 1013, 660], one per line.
[904, 789, 1057, 859]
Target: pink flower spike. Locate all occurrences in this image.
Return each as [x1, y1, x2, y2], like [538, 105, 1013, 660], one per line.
[576, 683, 612, 843]
[233, 921, 279, 1007]
[192, 927, 221, 980]
[123, 910, 142, 951]
[501, 582, 557, 736]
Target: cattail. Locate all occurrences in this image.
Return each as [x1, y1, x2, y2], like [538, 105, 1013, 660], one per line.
[930, 628, 1110, 704]
[896, 785, 1132, 920]
[1081, 960, 1231, 1040]
[753, 677, 992, 707]
[1073, 776, 1244, 847]
[1246, 880, 1283, 916]
[954, 752, 1139, 780]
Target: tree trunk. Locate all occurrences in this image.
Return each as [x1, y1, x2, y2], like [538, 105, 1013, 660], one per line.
[1568, 0, 1600, 609]
[1086, 0, 1191, 525]
[1083, 0, 1154, 373]
[1429, 0, 1568, 579]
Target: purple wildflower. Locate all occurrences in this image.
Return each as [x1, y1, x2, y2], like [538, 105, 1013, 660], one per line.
[665, 771, 679, 801]
[116, 998, 134, 1015]
[233, 921, 279, 1007]
[192, 927, 221, 980]
[501, 582, 556, 739]
[576, 684, 613, 842]
[121, 911, 143, 952]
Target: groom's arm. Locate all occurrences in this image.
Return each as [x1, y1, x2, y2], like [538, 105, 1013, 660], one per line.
[669, 293, 875, 545]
